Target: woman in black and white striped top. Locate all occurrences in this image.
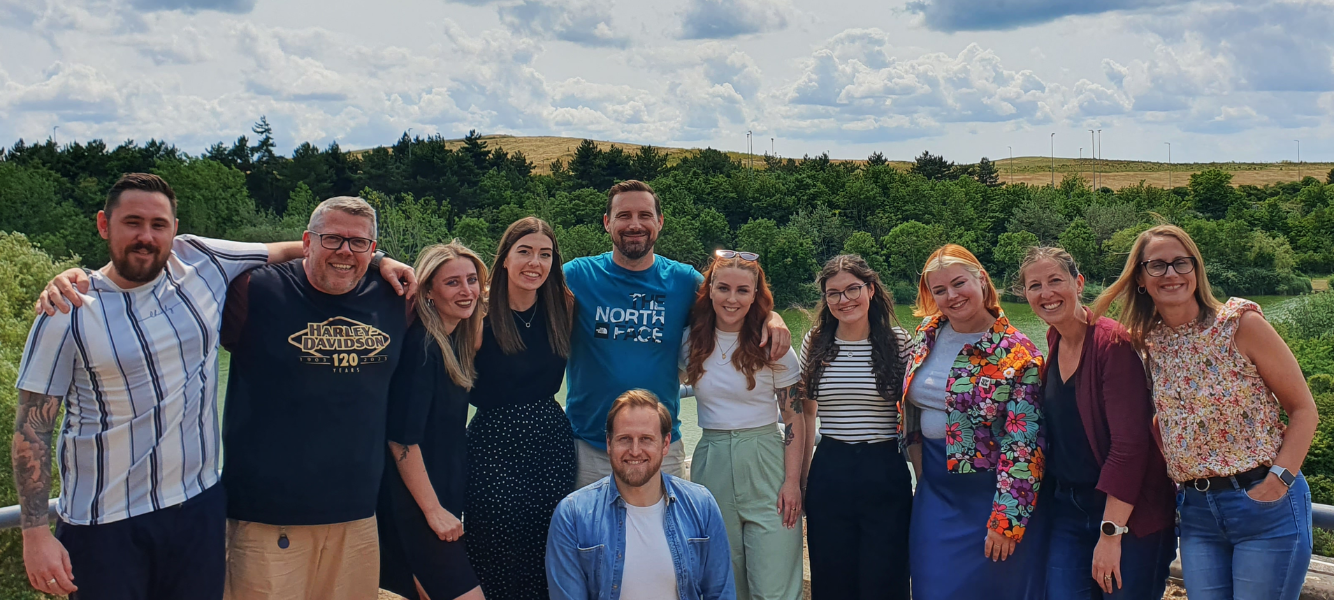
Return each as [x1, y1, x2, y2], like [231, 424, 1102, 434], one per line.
[799, 254, 914, 600]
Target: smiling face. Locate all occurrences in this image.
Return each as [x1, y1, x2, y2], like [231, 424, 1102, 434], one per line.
[98, 190, 177, 285]
[604, 190, 662, 261]
[303, 210, 376, 295]
[710, 267, 756, 332]
[1023, 258, 1085, 327]
[1137, 235, 1198, 311]
[926, 263, 987, 325]
[608, 406, 669, 488]
[504, 232, 554, 295]
[824, 270, 872, 328]
[426, 258, 480, 332]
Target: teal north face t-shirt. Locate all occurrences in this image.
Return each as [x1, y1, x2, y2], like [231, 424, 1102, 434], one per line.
[563, 252, 704, 449]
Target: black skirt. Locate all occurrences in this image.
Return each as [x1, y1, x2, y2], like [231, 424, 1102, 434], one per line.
[465, 397, 577, 600]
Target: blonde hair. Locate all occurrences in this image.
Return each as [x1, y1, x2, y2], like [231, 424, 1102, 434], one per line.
[1091, 224, 1222, 350]
[914, 244, 1002, 318]
[415, 241, 488, 388]
[1012, 246, 1081, 296]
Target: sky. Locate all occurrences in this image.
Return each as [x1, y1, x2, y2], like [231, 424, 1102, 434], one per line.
[1, 0, 1331, 163]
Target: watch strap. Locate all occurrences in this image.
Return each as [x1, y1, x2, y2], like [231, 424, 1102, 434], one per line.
[370, 250, 386, 272]
[1270, 465, 1296, 487]
[1101, 521, 1128, 536]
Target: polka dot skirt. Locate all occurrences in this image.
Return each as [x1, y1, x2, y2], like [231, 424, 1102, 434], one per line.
[465, 397, 577, 600]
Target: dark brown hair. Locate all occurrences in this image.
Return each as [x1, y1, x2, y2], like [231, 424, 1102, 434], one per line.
[605, 389, 672, 440]
[800, 255, 904, 404]
[685, 255, 776, 391]
[487, 217, 574, 357]
[605, 180, 661, 217]
[106, 173, 177, 216]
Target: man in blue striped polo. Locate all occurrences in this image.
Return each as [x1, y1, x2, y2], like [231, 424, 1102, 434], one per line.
[11, 174, 411, 599]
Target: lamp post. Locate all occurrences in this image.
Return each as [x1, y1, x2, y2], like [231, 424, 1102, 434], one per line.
[407, 128, 413, 161]
[1096, 129, 1102, 188]
[1089, 130, 1096, 188]
[1165, 142, 1172, 188]
[52, 125, 59, 147]
[1050, 133, 1056, 187]
[1008, 145, 1013, 183]
[1296, 139, 1302, 181]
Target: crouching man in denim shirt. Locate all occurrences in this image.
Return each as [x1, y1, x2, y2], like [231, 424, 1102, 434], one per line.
[547, 389, 734, 600]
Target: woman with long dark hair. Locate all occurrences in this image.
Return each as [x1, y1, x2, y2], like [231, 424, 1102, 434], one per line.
[379, 241, 488, 600]
[1017, 246, 1176, 599]
[682, 250, 805, 600]
[903, 244, 1045, 600]
[466, 217, 577, 600]
[1093, 225, 1317, 600]
[798, 254, 913, 600]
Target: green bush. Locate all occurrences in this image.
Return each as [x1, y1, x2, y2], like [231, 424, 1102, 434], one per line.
[0, 232, 78, 600]
[1270, 291, 1334, 341]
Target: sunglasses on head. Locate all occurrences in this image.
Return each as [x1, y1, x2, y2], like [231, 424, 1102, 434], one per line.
[715, 249, 759, 261]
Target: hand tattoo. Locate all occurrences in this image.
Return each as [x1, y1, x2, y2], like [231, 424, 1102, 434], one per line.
[12, 390, 60, 530]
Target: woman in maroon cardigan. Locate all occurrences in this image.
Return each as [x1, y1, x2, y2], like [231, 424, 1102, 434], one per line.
[1018, 247, 1177, 599]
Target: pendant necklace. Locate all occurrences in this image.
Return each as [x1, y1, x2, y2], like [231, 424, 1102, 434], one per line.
[719, 336, 740, 360]
[514, 305, 537, 328]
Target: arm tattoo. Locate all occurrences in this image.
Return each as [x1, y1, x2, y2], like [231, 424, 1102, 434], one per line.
[784, 423, 795, 446]
[12, 390, 60, 530]
[397, 445, 411, 462]
[776, 385, 803, 415]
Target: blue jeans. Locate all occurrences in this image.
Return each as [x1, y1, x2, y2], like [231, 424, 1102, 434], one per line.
[1046, 482, 1176, 599]
[1179, 473, 1313, 600]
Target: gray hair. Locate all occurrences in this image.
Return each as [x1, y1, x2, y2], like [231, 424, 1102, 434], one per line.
[308, 196, 378, 239]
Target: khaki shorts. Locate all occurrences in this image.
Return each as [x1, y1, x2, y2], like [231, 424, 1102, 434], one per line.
[224, 516, 378, 600]
[575, 438, 687, 489]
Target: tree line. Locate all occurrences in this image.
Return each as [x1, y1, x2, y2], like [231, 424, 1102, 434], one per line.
[2, 121, 1332, 308]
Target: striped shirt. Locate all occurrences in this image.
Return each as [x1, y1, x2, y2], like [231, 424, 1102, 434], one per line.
[800, 327, 912, 444]
[15, 235, 267, 525]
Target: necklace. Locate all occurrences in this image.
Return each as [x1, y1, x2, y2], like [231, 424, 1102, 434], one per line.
[719, 336, 740, 360]
[513, 305, 537, 328]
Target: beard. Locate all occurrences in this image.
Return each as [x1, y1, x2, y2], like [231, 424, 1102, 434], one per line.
[110, 240, 170, 284]
[611, 454, 662, 488]
[612, 228, 656, 261]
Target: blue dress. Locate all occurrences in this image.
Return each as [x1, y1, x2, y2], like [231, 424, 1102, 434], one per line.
[910, 437, 1048, 600]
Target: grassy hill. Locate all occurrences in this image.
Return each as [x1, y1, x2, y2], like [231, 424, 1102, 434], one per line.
[358, 134, 1332, 190]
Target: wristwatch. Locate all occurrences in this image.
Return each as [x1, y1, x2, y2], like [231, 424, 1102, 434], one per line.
[1270, 465, 1297, 488]
[1101, 521, 1129, 537]
[370, 249, 387, 271]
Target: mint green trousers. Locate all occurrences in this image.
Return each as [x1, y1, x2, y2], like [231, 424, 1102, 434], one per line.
[692, 424, 804, 600]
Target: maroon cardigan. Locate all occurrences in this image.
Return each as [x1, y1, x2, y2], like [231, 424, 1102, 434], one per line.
[1044, 312, 1176, 537]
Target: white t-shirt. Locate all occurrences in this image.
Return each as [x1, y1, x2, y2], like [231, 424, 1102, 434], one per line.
[679, 329, 802, 430]
[621, 496, 679, 600]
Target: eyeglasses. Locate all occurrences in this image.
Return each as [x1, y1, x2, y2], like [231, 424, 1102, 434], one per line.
[1140, 256, 1196, 277]
[824, 283, 867, 304]
[715, 249, 759, 261]
[309, 231, 375, 253]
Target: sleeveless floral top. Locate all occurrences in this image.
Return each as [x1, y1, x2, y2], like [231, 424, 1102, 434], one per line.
[1145, 297, 1285, 482]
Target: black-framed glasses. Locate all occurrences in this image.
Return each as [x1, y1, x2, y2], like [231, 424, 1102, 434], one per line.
[309, 231, 375, 253]
[1140, 256, 1196, 277]
[825, 283, 867, 304]
[716, 249, 759, 261]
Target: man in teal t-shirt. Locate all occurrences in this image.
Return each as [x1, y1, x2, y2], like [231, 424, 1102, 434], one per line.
[563, 180, 791, 488]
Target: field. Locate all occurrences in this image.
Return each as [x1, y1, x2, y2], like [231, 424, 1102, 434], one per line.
[381, 134, 1333, 190]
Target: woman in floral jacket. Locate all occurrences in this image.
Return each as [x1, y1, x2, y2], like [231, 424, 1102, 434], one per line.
[902, 244, 1047, 600]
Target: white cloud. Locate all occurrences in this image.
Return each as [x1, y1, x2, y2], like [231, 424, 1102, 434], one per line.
[3, 62, 122, 122]
[498, 0, 628, 47]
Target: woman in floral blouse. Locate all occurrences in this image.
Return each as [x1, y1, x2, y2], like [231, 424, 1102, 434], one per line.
[903, 244, 1046, 600]
[1094, 224, 1317, 600]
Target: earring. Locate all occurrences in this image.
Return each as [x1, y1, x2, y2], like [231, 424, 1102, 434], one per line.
[1137, 286, 1146, 294]
[425, 298, 435, 307]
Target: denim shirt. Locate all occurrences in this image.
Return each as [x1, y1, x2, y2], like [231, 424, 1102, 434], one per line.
[546, 473, 735, 600]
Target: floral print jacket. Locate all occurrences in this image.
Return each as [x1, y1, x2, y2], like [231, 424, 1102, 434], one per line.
[899, 311, 1045, 541]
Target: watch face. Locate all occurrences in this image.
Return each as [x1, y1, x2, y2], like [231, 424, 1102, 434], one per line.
[1101, 522, 1118, 536]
